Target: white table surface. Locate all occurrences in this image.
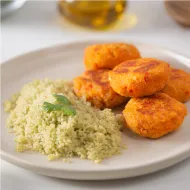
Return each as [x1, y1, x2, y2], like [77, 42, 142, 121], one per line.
[1, 1, 190, 190]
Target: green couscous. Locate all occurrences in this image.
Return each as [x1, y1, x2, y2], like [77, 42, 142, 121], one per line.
[4, 79, 123, 163]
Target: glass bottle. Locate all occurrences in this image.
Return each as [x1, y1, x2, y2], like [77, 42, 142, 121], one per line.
[58, 0, 127, 29]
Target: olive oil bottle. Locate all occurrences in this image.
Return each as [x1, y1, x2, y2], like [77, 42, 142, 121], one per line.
[58, 0, 127, 29]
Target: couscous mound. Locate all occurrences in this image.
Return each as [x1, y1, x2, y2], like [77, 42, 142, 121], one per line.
[4, 79, 123, 163]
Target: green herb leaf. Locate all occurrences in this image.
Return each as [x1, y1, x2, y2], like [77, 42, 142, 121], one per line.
[43, 102, 63, 113]
[61, 105, 76, 116]
[43, 102, 54, 112]
[43, 97, 76, 116]
[53, 94, 71, 105]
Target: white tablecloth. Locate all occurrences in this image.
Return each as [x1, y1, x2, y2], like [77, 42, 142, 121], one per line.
[1, 1, 190, 190]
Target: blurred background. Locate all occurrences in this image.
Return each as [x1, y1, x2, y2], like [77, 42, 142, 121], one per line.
[1, 0, 190, 61]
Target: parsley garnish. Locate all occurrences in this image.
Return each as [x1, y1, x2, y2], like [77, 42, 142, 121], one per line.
[43, 94, 76, 116]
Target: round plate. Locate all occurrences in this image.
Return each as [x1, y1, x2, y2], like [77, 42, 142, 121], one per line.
[1, 39, 190, 180]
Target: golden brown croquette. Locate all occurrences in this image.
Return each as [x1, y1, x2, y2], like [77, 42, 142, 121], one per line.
[73, 69, 127, 109]
[161, 68, 190, 102]
[109, 58, 170, 97]
[84, 43, 141, 70]
[123, 93, 187, 138]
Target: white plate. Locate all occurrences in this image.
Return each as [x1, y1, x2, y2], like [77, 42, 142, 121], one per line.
[1, 39, 190, 180]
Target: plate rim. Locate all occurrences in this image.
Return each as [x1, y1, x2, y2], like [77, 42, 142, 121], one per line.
[1, 37, 190, 65]
[1, 39, 190, 175]
[1, 144, 190, 172]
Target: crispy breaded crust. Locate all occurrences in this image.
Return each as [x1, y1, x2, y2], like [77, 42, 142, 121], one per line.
[161, 68, 190, 102]
[73, 70, 127, 109]
[109, 58, 170, 97]
[123, 93, 187, 138]
[84, 43, 141, 70]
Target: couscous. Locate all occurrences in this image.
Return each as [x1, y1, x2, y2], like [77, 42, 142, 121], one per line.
[4, 79, 124, 163]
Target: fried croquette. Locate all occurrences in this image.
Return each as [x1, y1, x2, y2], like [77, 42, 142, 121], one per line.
[123, 93, 187, 138]
[84, 43, 141, 70]
[73, 69, 127, 109]
[109, 58, 170, 97]
[161, 68, 190, 102]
